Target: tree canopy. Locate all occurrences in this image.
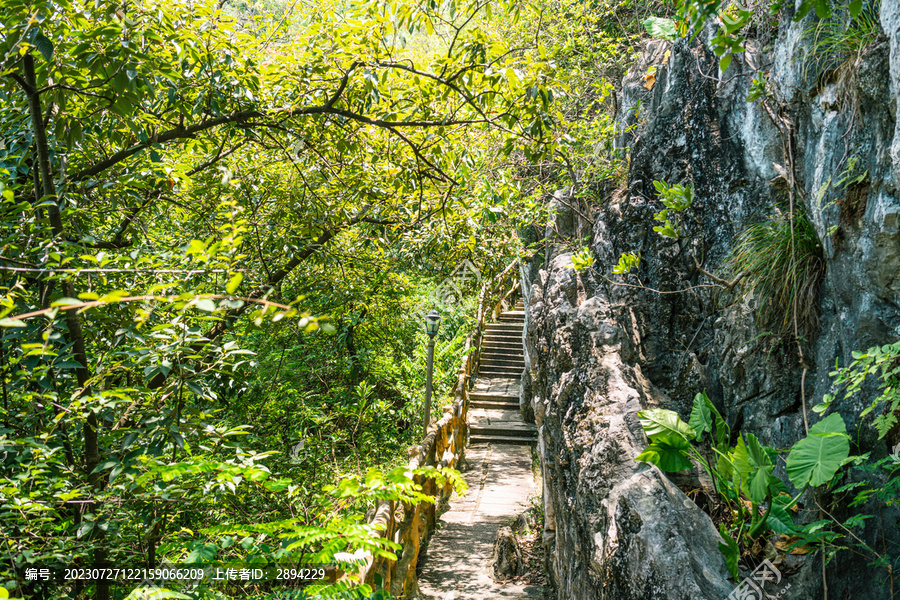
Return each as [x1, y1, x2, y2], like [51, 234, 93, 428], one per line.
[0, 0, 576, 597]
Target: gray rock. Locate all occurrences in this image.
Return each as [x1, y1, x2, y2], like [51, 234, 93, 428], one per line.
[493, 525, 526, 579]
[522, 4, 900, 599]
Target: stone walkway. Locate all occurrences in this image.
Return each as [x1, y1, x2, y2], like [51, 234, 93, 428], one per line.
[417, 303, 543, 599]
[417, 443, 543, 600]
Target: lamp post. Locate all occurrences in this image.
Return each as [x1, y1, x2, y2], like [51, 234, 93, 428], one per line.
[423, 309, 441, 436]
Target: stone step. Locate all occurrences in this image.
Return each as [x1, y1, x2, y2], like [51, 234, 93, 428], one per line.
[479, 362, 522, 372]
[482, 333, 522, 343]
[481, 343, 522, 351]
[480, 357, 525, 368]
[484, 322, 522, 330]
[484, 325, 523, 334]
[481, 350, 524, 360]
[469, 390, 518, 401]
[469, 435, 536, 446]
[480, 340, 523, 350]
[481, 343, 522, 352]
[470, 424, 536, 437]
[483, 330, 521, 337]
[498, 310, 526, 320]
[470, 399, 520, 410]
[478, 370, 522, 379]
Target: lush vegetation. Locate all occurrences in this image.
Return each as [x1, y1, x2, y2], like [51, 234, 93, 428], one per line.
[0, 0, 567, 597]
[0, 0, 895, 597]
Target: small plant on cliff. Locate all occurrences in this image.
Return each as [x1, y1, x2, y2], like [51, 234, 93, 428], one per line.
[612, 252, 641, 274]
[652, 180, 694, 239]
[800, 0, 882, 90]
[816, 340, 900, 439]
[722, 208, 825, 342]
[567, 247, 596, 272]
[635, 392, 851, 579]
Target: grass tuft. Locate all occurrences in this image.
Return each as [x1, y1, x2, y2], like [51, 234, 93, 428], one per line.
[800, 0, 882, 91]
[722, 208, 825, 341]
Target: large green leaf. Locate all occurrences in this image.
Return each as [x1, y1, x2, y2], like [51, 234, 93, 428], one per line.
[766, 496, 797, 534]
[729, 435, 753, 497]
[745, 433, 774, 503]
[637, 409, 696, 446]
[786, 413, 850, 488]
[688, 392, 712, 441]
[642, 16, 677, 41]
[717, 523, 740, 580]
[635, 440, 693, 472]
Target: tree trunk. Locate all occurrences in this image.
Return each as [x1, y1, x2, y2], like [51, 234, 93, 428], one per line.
[22, 54, 108, 600]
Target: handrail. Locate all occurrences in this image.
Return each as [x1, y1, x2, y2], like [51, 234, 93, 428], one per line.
[359, 260, 520, 597]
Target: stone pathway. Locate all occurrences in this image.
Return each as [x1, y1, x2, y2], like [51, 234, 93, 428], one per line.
[418, 303, 544, 599]
[417, 444, 542, 600]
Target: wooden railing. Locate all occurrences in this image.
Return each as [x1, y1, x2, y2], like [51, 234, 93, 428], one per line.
[359, 260, 520, 598]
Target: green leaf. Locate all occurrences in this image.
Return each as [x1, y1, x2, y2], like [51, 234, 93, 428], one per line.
[766, 500, 796, 534]
[226, 272, 243, 294]
[747, 463, 773, 503]
[637, 408, 696, 445]
[719, 54, 733, 72]
[744, 433, 774, 502]
[185, 542, 218, 563]
[786, 413, 850, 488]
[635, 440, 693, 472]
[814, 0, 832, 18]
[730, 435, 753, 495]
[688, 392, 712, 441]
[195, 299, 217, 312]
[33, 32, 54, 62]
[849, 0, 863, 17]
[76, 521, 94, 538]
[745, 433, 772, 468]
[717, 524, 740, 580]
[642, 17, 677, 41]
[91, 459, 119, 474]
[0, 318, 27, 327]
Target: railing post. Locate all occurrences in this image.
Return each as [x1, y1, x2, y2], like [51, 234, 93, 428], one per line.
[423, 336, 435, 436]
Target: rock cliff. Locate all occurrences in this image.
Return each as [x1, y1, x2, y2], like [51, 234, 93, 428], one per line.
[522, 3, 900, 599]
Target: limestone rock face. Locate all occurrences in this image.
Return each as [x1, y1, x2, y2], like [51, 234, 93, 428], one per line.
[492, 526, 526, 579]
[524, 5, 900, 599]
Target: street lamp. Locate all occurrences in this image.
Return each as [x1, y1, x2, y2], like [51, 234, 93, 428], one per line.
[423, 309, 441, 436]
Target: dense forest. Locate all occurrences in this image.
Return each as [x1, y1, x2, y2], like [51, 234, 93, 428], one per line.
[0, 0, 607, 597]
[1, 0, 898, 598]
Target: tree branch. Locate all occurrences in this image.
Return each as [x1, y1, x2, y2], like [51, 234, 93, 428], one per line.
[692, 256, 748, 291]
[71, 110, 264, 182]
[147, 205, 372, 389]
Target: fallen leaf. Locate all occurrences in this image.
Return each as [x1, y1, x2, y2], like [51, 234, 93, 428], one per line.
[644, 72, 656, 90]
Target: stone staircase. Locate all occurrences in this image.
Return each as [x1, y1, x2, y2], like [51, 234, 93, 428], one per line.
[468, 301, 537, 446]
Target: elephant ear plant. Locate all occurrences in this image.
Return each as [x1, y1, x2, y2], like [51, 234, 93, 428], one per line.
[635, 392, 851, 579]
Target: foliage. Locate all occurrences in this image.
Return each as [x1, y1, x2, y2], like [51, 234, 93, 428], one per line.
[745, 72, 770, 103]
[672, 0, 866, 73]
[0, 0, 550, 597]
[785, 414, 851, 488]
[651, 180, 694, 239]
[635, 392, 850, 577]
[612, 252, 641, 275]
[643, 17, 678, 41]
[567, 247, 595, 272]
[799, 0, 882, 88]
[722, 208, 824, 341]
[816, 341, 900, 439]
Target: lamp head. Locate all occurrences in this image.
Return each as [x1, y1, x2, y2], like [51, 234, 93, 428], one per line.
[425, 309, 441, 337]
